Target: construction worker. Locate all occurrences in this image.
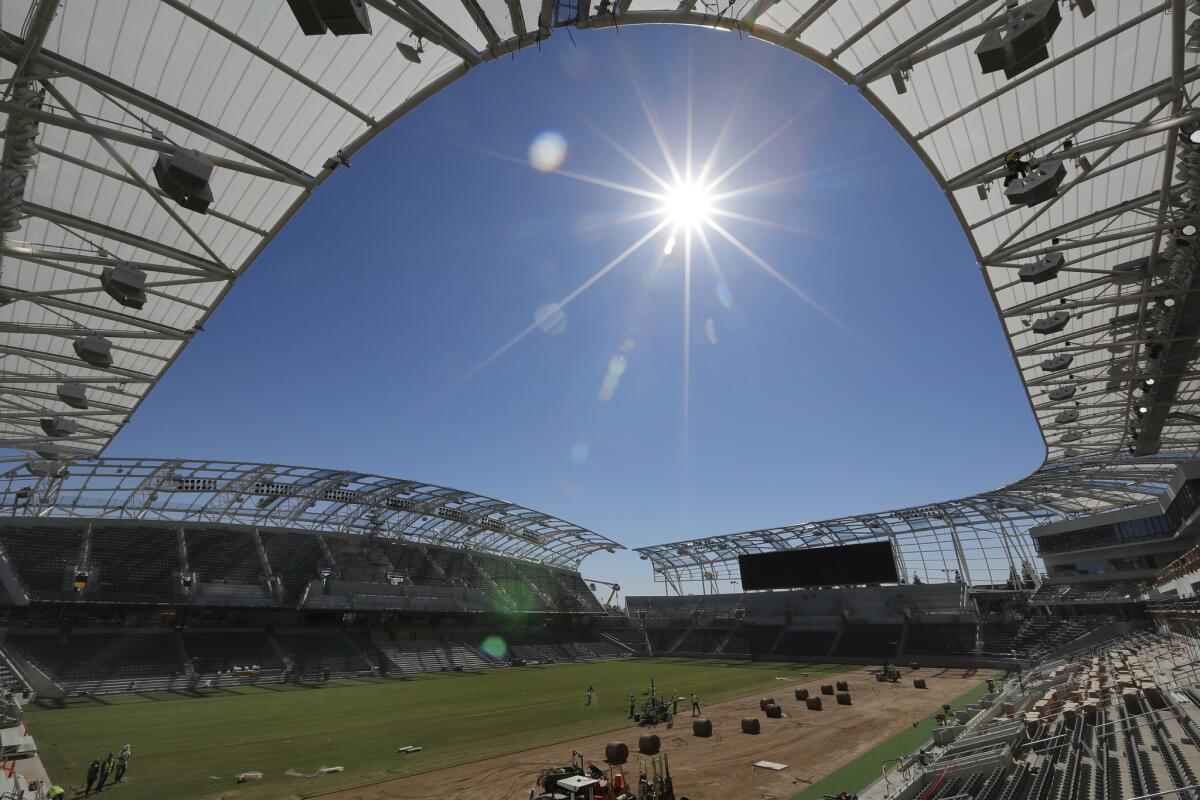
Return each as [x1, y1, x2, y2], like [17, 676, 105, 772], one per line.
[585, 686, 593, 706]
[1003, 149, 1029, 187]
[691, 693, 700, 716]
[672, 692, 680, 716]
[84, 758, 100, 796]
[115, 744, 131, 783]
[97, 752, 115, 792]
[628, 692, 635, 718]
[47, 786, 64, 800]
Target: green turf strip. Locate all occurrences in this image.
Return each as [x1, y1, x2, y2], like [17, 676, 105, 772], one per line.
[790, 674, 1004, 800]
[28, 658, 853, 800]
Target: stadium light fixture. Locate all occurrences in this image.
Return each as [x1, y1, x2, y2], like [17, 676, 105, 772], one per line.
[1184, 223, 1198, 236]
[397, 39, 424, 64]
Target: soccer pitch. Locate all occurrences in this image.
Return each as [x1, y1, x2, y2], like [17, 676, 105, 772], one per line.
[27, 658, 850, 799]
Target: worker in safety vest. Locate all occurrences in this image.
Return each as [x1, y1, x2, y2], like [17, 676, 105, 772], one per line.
[97, 753, 115, 792]
[1003, 149, 1029, 187]
[115, 744, 131, 783]
[628, 693, 635, 718]
[47, 786, 65, 800]
[691, 694, 700, 716]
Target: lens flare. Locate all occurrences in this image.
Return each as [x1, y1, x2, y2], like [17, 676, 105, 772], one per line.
[529, 131, 568, 172]
[480, 636, 507, 659]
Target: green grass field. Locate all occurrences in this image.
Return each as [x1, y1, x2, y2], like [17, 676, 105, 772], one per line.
[27, 658, 852, 800]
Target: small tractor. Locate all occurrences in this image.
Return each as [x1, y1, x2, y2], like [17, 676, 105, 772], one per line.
[532, 751, 634, 800]
[634, 678, 674, 726]
[876, 662, 900, 682]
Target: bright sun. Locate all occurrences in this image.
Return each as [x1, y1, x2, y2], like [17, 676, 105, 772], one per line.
[661, 179, 714, 229]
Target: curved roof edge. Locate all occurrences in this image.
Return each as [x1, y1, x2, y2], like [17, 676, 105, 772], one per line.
[0, 457, 622, 571]
[635, 453, 1189, 587]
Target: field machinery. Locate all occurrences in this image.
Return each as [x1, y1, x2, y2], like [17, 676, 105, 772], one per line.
[633, 679, 674, 726]
[532, 751, 634, 800]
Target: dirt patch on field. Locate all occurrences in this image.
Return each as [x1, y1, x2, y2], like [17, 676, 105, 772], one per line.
[317, 666, 980, 800]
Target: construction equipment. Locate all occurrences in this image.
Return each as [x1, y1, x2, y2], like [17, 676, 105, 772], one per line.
[633, 678, 673, 726]
[636, 753, 676, 800]
[532, 750, 636, 800]
[877, 663, 900, 682]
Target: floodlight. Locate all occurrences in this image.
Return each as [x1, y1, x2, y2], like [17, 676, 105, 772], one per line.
[397, 40, 424, 64]
[1165, 297, 1177, 308]
[1146, 377, 1156, 386]
[1138, 405, 1149, 415]
[1184, 223, 1198, 236]
[891, 69, 908, 95]
[1192, 129, 1200, 146]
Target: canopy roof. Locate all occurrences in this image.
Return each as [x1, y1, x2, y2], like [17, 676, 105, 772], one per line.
[0, 457, 621, 569]
[1, 1, 1198, 575]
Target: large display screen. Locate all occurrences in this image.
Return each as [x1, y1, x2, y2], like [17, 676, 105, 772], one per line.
[737, 540, 899, 590]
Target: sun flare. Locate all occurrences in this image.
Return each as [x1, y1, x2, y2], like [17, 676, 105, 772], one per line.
[660, 179, 714, 230]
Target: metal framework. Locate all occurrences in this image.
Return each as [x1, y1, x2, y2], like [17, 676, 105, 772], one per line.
[1, 2, 1200, 584]
[636, 454, 1189, 591]
[0, 457, 621, 570]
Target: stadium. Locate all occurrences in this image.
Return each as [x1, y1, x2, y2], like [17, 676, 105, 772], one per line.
[3, 1, 1200, 800]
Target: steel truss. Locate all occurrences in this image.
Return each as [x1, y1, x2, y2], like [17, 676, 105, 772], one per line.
[0, 457, 622, 570]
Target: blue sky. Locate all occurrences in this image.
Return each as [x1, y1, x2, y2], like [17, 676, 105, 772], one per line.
[108, 25, 1045, 598]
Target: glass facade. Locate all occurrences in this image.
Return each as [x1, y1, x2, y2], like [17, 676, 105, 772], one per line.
[1035, 514, 1172, 555]
[1036, 476, 1200, 556]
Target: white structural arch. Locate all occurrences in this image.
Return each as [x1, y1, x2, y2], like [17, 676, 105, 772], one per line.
[1, 1, 1199, 576]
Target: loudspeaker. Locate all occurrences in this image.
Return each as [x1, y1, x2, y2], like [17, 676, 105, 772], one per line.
[287, 0, 372, 36]
[153, 149, 214, 213]
[56, 383, 88, 409]
[1005, 158, 1066, 207]
[1018, 252, 1065, 284]
[74, 335, 113, 368]
[1032, 311, 1070, 335]
[100, 265, 147, 310]
[40, 417, 80, 438]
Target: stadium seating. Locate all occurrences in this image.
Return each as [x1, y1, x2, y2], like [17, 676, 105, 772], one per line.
[273, 631, 372, 678]
[185, 529, 263, 585]
[260, 531, 329, 602]
[834, 624, 903, 658]
[182, 630, 284, 674]
[904, 623, 978, 656]
[89, 526, 180, 602]
[0, 526, 81, 599]
[978, 621, 1023, 654]
[773, 629, 838, 658]
[7, 631, 184, 693]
